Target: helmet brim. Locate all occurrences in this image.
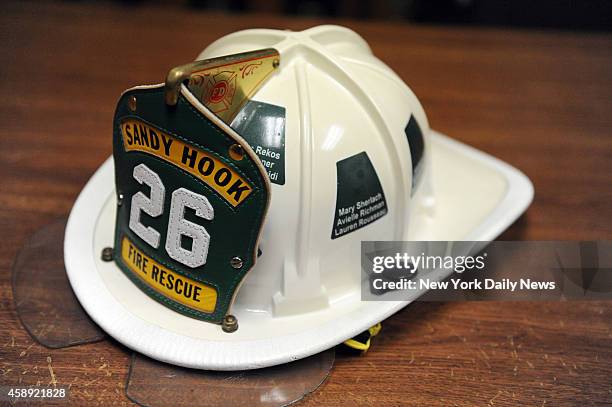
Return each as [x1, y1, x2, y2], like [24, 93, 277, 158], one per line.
[64, 130, 533, 370]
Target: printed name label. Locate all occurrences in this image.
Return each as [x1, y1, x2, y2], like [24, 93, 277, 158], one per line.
[230, 100, 286, 185]
[121, 236, 217, 313]
[120, 119, 252, 207]
[332, 152, 388, 239]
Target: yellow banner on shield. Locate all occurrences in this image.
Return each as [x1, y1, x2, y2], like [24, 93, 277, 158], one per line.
[120, 119, 253, 207]
[121, 237, 217, 313]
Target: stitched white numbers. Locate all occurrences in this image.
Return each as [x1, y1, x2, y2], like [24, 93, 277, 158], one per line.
[128, 164, 214, 268]
[166, 188, 214, 268]
[129, 164, 165, 248]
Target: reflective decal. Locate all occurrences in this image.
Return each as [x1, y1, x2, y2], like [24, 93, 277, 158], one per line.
[231, 101, 286, 185]
[331, 152, 388, 239]
[404, 115, 425, 195]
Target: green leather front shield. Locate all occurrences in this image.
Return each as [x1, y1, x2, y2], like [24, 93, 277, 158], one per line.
[112, 85, 269, 324]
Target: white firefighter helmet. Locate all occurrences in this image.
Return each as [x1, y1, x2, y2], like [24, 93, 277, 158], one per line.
[64, 25, 533, 370]
[199, 25, 433, 318]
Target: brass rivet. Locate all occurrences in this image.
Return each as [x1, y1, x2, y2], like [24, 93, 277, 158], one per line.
[230, 256, 243, 269]
[228, 144, 245, 161]
[222, 315, 238, 333]
[101, 247, 114, 262]
[272, 59, 280, 69]
[128, 95, 137, 112]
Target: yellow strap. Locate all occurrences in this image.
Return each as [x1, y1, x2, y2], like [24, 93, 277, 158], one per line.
[369, 322, 382, 337]
[342, 323, 382, 353]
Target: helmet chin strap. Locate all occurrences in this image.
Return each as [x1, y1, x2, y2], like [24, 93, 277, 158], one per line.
[342, 323, 383, 354]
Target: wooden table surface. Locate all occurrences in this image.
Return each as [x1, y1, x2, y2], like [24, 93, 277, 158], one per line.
[1, 1, 611, 405]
